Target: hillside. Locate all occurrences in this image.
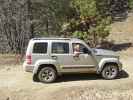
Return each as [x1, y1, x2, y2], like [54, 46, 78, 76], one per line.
[0, 13, 133, 100]
[110, 13, 133, 43]
[108, 12, 133, 58]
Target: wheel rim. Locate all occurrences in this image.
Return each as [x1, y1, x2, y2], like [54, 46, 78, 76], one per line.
[40, 69, 54, 82]
[104, 65, 117, 79]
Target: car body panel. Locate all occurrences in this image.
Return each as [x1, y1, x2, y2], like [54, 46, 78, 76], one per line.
[23, 38, 122, 76]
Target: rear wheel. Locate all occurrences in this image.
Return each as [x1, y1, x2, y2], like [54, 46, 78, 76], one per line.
[102, 64, 118, 80]
[38, 67, 57, 83]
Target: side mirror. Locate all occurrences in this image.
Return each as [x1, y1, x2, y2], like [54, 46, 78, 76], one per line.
[87, 50, 92, 54]
[83, 48, 91, 54]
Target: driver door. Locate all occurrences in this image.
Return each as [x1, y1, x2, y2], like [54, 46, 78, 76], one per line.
[62, 43, 97, 73]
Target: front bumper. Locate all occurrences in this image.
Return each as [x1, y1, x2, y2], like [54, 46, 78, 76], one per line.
[23, 61, 34, 72]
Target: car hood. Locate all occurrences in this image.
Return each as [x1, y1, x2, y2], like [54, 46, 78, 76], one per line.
[93, 48, 118, 57]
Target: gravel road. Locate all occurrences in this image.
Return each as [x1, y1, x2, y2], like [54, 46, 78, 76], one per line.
[0, 56, 133, 100]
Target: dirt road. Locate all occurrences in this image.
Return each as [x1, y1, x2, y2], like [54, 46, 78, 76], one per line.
[0, 54, 133, 100]
[1, 12, 133, 100]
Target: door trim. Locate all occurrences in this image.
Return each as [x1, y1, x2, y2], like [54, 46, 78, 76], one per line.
[62, 65, 95, 69]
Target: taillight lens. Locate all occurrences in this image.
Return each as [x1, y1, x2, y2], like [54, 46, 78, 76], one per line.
[26, 55, 32, 64]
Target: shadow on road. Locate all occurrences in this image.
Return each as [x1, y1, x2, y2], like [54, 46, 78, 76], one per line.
[56, 70, 129, 82]
[99, 42, 133, 52]
[111, 43, 133, 51]
[117, 70, 129, 79]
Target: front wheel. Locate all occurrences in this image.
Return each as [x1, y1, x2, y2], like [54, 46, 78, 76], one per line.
[101, 64, 118, 80]
[38, 67, 57, 83]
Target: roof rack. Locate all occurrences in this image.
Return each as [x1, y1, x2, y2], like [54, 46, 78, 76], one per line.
[33, 37, 71, 40]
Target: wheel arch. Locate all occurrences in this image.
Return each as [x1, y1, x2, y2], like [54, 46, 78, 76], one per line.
[33, 63, 58, 75]
[33, 59, 58, 74]
[37, 64, 57, 74]
[97, 58, 119, 74]
[102, 62, 118, 71]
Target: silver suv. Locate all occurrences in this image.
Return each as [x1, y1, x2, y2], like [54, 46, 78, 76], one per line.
[23, 38, 122, 83]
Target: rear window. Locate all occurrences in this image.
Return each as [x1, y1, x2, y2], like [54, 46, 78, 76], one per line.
[33, 42, 48, 54]
[52, 42, 69, 54]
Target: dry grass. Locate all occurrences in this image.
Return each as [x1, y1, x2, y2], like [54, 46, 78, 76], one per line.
[0, 54, 22, 68]
[49, 87, 133, 100]
[109, 13, 133, 43]
[0, 12, 133, 100]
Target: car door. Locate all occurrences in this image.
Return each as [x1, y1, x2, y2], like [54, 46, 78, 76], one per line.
[50, 41, 97, 73]
[61, 42, 97, 73]
[50, 41, 72, 72]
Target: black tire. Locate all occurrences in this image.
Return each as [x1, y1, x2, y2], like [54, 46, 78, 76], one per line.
[38, 67, 57, 83]
[33, 74, 39, 82]
[102, 64, 118, 80]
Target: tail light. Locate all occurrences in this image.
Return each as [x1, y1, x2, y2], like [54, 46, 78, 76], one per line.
[26, 54, 32, 64]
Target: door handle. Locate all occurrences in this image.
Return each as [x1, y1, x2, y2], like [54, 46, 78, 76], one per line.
[51, 56, 57, 59]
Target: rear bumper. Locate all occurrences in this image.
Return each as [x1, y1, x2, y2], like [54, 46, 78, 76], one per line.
[23, 61, 34, 72]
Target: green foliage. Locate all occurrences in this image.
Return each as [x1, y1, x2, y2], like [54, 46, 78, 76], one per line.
[72, 0, 97, 17]
[63, 0, 112, 47]
[129, 0, 133, 9]
[72, 31, 88, 40]
[71, 17, 111, 47]
[32, 0, 130, 47]
[96, 0, 110, 16]
[37, 32, 49, 36]
[1, 0, 132, 54]
[31, 0, 75, 36]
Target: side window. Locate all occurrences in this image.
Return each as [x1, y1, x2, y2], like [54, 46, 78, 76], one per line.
[33, 42, 48, 54]
[52, 42, 69, 54]
[73, 43, 89, 54]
